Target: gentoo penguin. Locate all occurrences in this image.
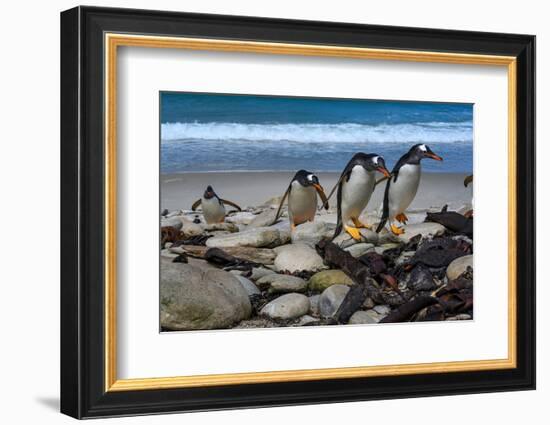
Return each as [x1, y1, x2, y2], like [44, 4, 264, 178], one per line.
[376, 144, 443, 235]
[274, 170, 329, 230]
[332, 153, 391, 240]
[191, 185, 242, 224]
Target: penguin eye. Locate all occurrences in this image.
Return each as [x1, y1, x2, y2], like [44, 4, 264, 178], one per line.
[307, 174, 313, 182]
[419, 144, 428, 152]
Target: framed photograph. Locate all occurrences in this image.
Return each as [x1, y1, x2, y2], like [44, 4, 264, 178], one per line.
[60, 6, 535, 419]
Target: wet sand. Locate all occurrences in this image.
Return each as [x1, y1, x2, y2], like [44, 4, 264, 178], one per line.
[161, 171, 472, 214]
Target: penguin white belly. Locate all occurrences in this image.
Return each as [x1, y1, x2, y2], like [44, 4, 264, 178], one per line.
[388, 164, 421, 218]
[341, 166, 375, 222]
[288, 182, 317, 225]
[201, 196, 226, 223]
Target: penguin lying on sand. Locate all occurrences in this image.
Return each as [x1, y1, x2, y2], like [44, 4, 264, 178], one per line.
[331, 153, 391, 240]
[376, 144, 443, 235]
[274, 170, 329, 230]
[191, 185, 242, 224]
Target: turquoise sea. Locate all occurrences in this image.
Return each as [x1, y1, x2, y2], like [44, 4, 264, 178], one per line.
[160, 92, 473, 174]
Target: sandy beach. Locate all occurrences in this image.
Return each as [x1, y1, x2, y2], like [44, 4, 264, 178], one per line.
[161, 171, 472, 214]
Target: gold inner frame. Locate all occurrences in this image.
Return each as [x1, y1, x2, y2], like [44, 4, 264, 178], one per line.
[104, 33, 517, 392]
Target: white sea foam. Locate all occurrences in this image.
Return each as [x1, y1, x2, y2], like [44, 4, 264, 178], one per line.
[161, 121, 472, 144]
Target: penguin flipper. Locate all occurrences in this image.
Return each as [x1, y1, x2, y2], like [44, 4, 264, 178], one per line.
[319, 172, 349, 211]
[273, 185, 291, 225]
[221, 199, 242, 212]
[375, 178, 391, 233]
[191, 199, 202, 211]
[333, 175, 347, 239]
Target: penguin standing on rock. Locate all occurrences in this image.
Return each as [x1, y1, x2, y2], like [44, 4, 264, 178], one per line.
[376, 144, 443, 235]
[331, 153, 391, 240]
[274, 170, 329, 230]
[191, 185, 242, 224]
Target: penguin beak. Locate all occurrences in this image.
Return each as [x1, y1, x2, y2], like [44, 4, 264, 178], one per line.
[427, 152, 443, 161]
[313, 184, 329, 210]
[377, 167, 391, 178]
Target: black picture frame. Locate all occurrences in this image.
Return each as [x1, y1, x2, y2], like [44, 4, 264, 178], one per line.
[61, 6, 536, 419]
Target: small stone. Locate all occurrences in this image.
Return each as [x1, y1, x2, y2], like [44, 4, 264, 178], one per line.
[181, 221, 204, 237]
[295, 315, 320, 326]
[308, 270, 355, 292]
[373, 304, 391, 315]
[274, 244, 327, 273]
[396, 222, 446, 243]
[318, 284, 350, 318]
[395, 250, 416, 266]
[348, 310, 379, 325]
[446, 313, 472, 321]
[446, 255, 473, 281]
[256, 274, 308, 293]
[160, 249, 179, 259]
[344, 243, 375, 258]
[374, 243, 401, 255]
[249, 267, 277, 281]
[261, 293, 310, 320]
[309, 295, 321, 316]
[363, 309, 384, 323]
[234, 275, 261, 296]
[291, 221, 334, 247]
[332, 228, 379, 248]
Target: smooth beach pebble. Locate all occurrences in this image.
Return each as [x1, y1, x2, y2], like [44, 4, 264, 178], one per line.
[256, 274, 308, 293]
[290, 221, 334, 247]
[446, 254, 473, 281]
[261, 293, 310, 320]
[274, 244, 327, 273]
[308, 270, 355, 292]
[318, 284, 350, 318]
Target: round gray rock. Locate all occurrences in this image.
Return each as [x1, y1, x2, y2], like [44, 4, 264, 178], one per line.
[160, 262, 252, 331]
[446, 254, 473, 281]
[256, 274, 307, 293]
[234, 275, 261, 296]
[348, 310, 379, 325]
[274, 244, 327, 273]
[318, 284, 350, 318]
[261, 293, 310, 320]
[291, 221, 334, 247]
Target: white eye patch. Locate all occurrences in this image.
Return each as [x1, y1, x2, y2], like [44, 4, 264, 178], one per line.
[419, 144, 428, 152]
[372, 156, 380, 165]
[307, 174, 314, 182]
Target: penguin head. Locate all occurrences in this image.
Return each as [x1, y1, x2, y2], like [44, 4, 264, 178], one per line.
[203, 185, 216, 199]
[294, 169, 320, 187]
[410, 144, 443, 162]
[362, 154, 391, 177]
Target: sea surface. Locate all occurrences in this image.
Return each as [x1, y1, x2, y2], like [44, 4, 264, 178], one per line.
[160, 92, 473, 174]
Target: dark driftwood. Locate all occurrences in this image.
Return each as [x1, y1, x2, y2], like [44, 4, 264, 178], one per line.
[379, 296, 439, 323]
[204, 248, 261, 270]
[334, 284, 370, 324]
[317, 240, 385, 304]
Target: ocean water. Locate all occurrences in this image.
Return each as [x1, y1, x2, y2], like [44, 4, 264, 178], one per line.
[160, 92, 473, 174]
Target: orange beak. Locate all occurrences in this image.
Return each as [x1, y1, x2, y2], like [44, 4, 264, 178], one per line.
[428, 153, 443, 161]
[313, 183, 329, 210]
[377, 167, 391, 178]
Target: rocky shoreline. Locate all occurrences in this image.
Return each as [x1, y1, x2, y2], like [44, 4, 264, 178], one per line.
[160, 197, 473, 331]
